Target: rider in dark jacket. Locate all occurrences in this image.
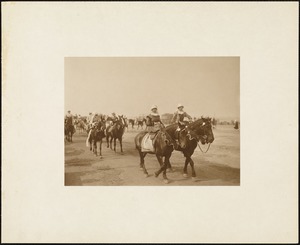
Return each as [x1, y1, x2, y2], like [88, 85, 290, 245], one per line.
[146, 105, 165, 133]
[171, 104, 192, 141]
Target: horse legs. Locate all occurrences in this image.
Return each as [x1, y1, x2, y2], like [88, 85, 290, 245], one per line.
[93, 140, 97, 156]
[119, 137, 123, 153]
[99, 139, 102, 157]
[138, 150, 148, 177]
[110, 138, 116, 151]
[154, 155, 169, 183]
[189, 157, 196, 178]
[106, 135, 110, 148]
[165, 154, 173, 172]
[183, 156, 190, 178]
[113, 138, 117, 152]
[89, 137, 93, 151]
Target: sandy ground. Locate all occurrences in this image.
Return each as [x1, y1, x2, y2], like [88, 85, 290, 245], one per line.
[65, 125, 240, 186]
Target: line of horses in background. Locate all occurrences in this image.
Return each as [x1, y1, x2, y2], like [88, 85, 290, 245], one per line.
[87, 115, 128, 156]
[66, 115, 219, 140]
[69, 116, 148, 137]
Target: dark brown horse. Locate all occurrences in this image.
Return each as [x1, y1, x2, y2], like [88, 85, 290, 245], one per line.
[88, 120, 106, 157]
[166, 117, 214, 179]
[128, 119, 135, 129]
[136, 118, 146, 129]
[106, 115, 126, 152]
[64, 117, 75, 142]
[134, 125, 188, 183]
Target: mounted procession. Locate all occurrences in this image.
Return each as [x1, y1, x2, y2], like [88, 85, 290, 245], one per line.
[65, 104, 214, 183]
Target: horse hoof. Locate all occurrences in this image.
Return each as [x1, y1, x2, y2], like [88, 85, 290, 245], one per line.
[139, 167, 144, 171]
[183, 174, 188, 178]
[167, 168, 173, 173]
[144, 174, 149, 178]
[154, 172, 159, 178]
[163, 179, 169, 184]
[192, 177, 197, 181]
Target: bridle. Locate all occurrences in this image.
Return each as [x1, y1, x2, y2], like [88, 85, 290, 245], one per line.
[186, 121, 212, 154]
[95, 121, 105, 132]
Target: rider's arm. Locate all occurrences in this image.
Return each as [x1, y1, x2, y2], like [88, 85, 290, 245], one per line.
[171, 112, 178, 123]
[185, 112, 193, 121]
[159, 119, 165, 128]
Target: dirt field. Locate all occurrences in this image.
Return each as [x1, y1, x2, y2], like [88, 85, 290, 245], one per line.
[65, 125, 240, 186]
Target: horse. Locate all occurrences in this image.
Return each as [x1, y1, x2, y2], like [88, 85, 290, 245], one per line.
[128, 119, 135, 129]
[234, 120, 239, 130]
[136, 118, 146, 129]
[106, 115, 126, 152]
[212, 117, 217, 129]
[165, 117, 215, 179]
[75, 119, 87, 134]
[123, 116, 129, 131]
[134, 125, 188, 184]
[64, 117, 75, 142]
[88, 120, 106, 157]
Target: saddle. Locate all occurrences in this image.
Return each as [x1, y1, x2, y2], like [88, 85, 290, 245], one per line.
[141, 132, 159, 152]
[149, 130, 159, 140]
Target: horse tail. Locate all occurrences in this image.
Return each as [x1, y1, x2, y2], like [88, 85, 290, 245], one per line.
[86, 130, 92, 147]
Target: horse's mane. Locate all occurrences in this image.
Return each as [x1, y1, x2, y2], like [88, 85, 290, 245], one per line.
[188, 117, 211, 128]
[165, 123, 178, 130]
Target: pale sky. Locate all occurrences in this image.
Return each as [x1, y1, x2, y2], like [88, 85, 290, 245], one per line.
[65, 57, 239, 119]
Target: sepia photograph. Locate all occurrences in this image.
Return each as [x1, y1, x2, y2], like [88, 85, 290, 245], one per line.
[64, 57, 240, 186]
[2, 2, 298, 243]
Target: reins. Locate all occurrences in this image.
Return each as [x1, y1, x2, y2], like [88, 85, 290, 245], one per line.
[186, 120, 212, 154]
[197, 142, 211, 153]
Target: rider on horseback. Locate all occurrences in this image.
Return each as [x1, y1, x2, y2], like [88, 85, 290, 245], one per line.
[146, 105, 165, 139]
[111, 112, 119, 124]
[106, 112, 119, 134]
[143, 105, 179, 150]
[171, 104, 192, 142]
[65, 110, 74, 125]
[65, 110, 75, 135]
[89, 112, 99, 128]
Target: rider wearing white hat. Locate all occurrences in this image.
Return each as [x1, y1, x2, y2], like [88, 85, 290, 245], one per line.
[110, 112, 119, 125]
[151, 105, 158, 110]
[171, 103, 192, 139]
[65, 110, 74, 125]
[172, 104, 192, 124]
[146, 105, 164, 133]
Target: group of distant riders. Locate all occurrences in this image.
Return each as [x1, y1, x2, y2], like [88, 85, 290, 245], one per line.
[65, 103, 195, 147]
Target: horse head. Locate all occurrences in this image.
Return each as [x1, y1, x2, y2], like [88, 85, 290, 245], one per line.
[145, 116, 152, 126]
[187, 117, 214, 145]
[96, 120, 106, 132]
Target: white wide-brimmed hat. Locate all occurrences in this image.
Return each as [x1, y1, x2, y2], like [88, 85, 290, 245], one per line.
[177, 103, 184, 108]
[151, 105, 158, 110]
